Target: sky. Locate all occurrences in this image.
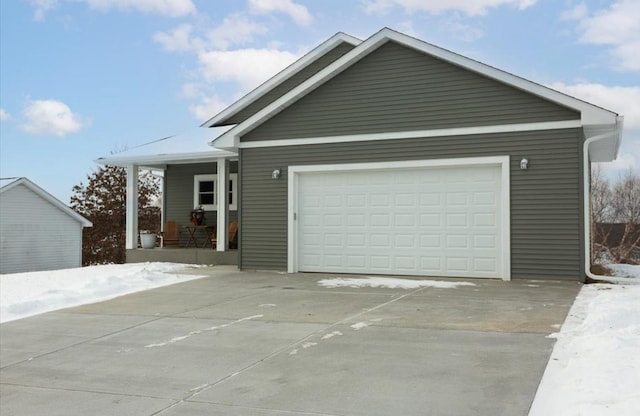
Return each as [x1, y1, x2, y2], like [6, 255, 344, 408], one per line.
[0, 0, 638, 203]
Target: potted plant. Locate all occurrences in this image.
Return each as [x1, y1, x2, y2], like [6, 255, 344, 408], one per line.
[140, 230, 157, 249]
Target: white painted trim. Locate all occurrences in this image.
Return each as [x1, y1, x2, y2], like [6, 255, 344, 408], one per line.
[287, 156, 511, 280]
[202, 33, 361, 128]
[125, 165, 139, 250]
[193, 173, 238, 212]
[194, 174, 217, 211]
[212, 27, 618, 151]
[216, 158, 228, 252]
[96, 150, 238, 168]
[240, 120, 581, 149]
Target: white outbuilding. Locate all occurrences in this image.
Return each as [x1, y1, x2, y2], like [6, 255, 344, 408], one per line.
[0, 178, 92, 274]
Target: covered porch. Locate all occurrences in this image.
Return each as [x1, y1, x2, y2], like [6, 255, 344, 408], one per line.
[97, 144, 239, 266]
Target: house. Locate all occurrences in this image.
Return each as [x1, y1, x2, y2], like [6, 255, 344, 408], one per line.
[0, 177, 92, 274]
[99, 28, 623, 281]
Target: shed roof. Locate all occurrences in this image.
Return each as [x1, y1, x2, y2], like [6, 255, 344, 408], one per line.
[0, 177, 93, 227]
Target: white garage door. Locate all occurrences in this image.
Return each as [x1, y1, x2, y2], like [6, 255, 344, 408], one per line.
[295, 162, 505, 279]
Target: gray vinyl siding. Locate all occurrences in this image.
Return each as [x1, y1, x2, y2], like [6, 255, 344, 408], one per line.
[242, 41, 579, 141]
[0, 184, 84, 273]
[240, 128, 585, 280]
[165, 162, 238, 246]
[219, 42, 356, 126]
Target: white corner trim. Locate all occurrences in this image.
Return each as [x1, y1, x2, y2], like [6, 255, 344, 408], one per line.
[213, 27, 617, 151]
[202, 32, 361, 128]
[287, 156, 511, 280]
[240, 120, 581, 149]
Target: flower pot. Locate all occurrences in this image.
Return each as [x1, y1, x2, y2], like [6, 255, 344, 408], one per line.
[140, 232, 156, 249]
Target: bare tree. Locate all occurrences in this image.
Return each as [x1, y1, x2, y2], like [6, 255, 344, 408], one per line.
[610, 169, 640, 263]
[71, 166, 161, 265]
[591, 166, 613, 261]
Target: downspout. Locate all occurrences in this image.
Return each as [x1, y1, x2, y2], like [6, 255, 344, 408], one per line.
[583, 116, 624, 281]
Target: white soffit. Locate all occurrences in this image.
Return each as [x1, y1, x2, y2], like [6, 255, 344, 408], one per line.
[211, 27, 620, 151]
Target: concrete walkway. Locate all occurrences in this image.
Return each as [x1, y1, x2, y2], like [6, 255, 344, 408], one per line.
[0, 267, 580, 416]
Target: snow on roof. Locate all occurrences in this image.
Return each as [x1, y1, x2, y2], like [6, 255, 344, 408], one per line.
[96, 126, 236, 168]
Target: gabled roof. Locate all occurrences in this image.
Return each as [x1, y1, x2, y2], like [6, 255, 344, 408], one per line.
[210, 27, 622, 161]
[201, 32, 361, 128]
[0, 177, 93, 227]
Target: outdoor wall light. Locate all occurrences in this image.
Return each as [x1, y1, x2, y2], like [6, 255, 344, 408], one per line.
[271, 169, 282, 179]
[520, 158, 529, 170]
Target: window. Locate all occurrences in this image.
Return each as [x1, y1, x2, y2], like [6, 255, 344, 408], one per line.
[193, 174, 237, 211]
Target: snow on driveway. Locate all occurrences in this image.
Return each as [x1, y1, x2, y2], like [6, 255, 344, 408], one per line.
[0, 262, 207, 323]
[318, 276, 475, 289]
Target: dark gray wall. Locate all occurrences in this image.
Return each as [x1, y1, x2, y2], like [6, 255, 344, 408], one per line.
[243, 41, 579, 141]
[165, 162, 238, 246]
[219, 42, 356, 126]
[240, 129, 585, 280]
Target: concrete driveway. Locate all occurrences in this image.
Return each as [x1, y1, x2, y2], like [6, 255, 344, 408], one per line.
[0, 266, 580, 416]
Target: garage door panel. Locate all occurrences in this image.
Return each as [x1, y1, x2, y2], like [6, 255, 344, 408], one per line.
[297, 164, 503, 278]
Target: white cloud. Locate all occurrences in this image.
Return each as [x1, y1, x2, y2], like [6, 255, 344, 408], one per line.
[29, 0, 58, 21]
[361, 0, 537, 16]
[549, 82, 640, 130]
[20, 99, 87, 136]
[550, 82, 640, 174]
[248, 0, 313, 26]
[567, 0, 640, 72]
[206, 14, 269, 50]
[30, 0, 195, 20]
[0, 108, 10, 121]
[197, 48, 300, 90]
[188, 95, 229, 122]
[153, 24, 203, 52]
[560, 3, 588, 21]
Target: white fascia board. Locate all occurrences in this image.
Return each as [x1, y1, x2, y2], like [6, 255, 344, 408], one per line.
[212, 30, 391, 149]
[2, 178, 93, 227]
[95, 150, 238, 168]
[383, 29, 619, 125]
[213, 27, 618, 152]
[239, 120, 582, 149]
[586, 116, 624, 162]
[201, 32, 362, 128]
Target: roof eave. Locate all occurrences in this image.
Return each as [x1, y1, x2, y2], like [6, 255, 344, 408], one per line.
[201, 32, 362, 128]
[211, 27, 622, 155]
[1, 178, 93, 227]
[95, 150, 238, 169]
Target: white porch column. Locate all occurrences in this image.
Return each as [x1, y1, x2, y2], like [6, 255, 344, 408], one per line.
[216, 158, 228, 252]
[125, 164, 139, 249]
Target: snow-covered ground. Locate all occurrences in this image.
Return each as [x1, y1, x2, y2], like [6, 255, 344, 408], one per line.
[529, 279, 640, 416]
[0, 262, 206, 323]
[1, 262, 638, 414]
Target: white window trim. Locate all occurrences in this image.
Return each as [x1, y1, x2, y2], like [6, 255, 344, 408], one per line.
[193, 173, 238, 211]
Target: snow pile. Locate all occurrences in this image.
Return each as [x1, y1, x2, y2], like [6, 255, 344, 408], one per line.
[318, 276, 475, 289]
[529, 284, 640, 416]
[606, 264, 640, 279]
[0, 263, 207, 323]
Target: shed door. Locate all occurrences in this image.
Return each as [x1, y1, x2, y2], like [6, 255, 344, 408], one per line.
[296, 164, 503, 278]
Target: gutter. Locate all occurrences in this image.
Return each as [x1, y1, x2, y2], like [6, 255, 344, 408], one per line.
[583, 116, 624, 281]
